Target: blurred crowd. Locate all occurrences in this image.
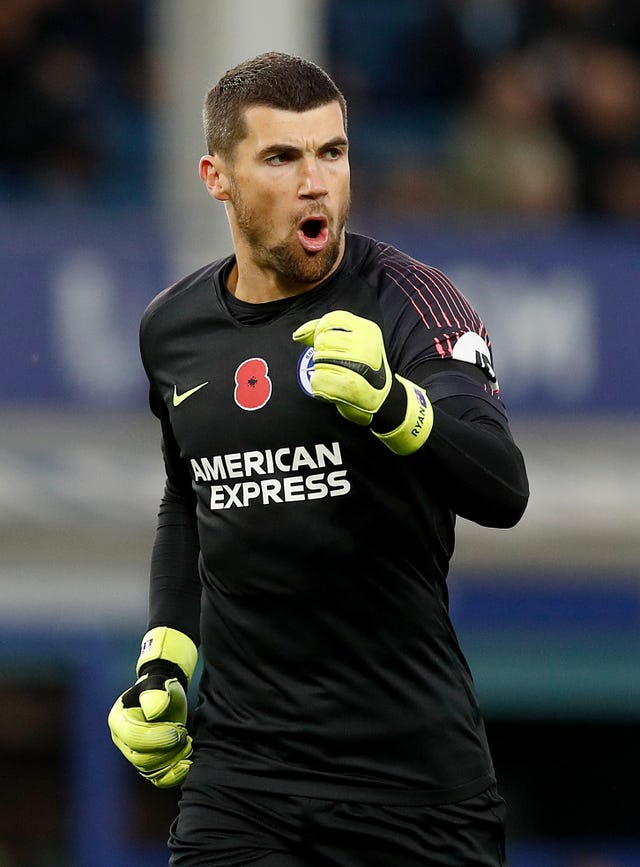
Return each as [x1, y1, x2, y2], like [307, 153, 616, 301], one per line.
[2, 0, 640, 219]
[330, 0, 640, 220]
[0, 0, 149, 204]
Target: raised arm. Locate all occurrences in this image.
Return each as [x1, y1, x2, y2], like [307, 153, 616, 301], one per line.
[293, 311, 529, 528]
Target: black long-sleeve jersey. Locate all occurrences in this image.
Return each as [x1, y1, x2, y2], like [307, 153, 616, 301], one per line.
[140, 232, 528, 805]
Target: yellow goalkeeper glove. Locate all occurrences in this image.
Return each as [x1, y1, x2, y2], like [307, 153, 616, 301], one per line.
[293, 310, 433, 455]
[107, 626, 198, 788]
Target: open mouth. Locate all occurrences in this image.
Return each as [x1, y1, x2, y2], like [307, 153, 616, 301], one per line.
[297, 216, 329, 252]
[302, 219, 324, 238]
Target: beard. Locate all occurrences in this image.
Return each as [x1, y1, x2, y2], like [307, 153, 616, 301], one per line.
[230, 179, 350, 287]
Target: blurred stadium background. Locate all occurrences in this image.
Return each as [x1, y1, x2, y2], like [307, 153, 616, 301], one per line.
[1, 1, 639, 865]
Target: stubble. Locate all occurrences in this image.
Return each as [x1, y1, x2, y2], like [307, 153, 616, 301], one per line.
[230, 179, 350, 288]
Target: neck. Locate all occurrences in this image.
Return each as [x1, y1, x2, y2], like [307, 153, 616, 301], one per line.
[226, 261, 307, 304]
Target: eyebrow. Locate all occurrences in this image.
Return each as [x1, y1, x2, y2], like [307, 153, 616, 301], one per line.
[257, 136, 348, 160]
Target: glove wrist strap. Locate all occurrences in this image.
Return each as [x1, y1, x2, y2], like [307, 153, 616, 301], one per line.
[137, 659, 189, 692]
[136, 626, 198, 683]
[370, 376, 407, 434]
[372, 375, 433, 455]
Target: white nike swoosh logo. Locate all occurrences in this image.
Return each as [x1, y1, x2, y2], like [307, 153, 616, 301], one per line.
[173, 381, 209, 407]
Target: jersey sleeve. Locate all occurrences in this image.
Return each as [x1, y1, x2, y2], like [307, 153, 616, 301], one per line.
[378, 253, 500, 405]
[138, 327, 202, 644]
[376, 248, 528, 527]
[421, 384, 529, 528]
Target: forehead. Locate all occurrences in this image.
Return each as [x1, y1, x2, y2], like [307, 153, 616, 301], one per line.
[241, 101, 346, 149]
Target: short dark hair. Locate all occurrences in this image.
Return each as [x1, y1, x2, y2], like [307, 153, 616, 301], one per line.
[203, 52, 347, 158]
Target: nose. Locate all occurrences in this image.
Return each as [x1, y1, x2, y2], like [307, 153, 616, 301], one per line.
[299, 158, 328, 199]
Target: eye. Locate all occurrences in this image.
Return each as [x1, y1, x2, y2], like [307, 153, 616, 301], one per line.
[322, 147, 344, 161]
[266, 152, 293, 166]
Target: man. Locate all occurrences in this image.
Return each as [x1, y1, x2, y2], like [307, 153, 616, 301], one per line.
[108, 52, 529, 866]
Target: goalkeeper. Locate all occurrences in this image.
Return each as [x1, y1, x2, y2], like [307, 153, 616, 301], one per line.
[108, 52, 528, 867]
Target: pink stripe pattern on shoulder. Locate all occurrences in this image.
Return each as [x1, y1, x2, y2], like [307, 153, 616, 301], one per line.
[379, 243, 490, 358]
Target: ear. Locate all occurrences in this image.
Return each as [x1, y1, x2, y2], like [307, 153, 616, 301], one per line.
[199, 154, 230, 201]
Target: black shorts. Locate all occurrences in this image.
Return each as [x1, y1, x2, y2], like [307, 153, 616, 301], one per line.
[168, 781, 508, 867]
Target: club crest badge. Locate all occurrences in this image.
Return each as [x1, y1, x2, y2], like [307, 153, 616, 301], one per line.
[297, 347, 315, 397]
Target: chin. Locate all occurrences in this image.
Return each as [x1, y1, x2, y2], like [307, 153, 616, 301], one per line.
[272, 237, 341, 286]
[299, 249, 339, 284]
